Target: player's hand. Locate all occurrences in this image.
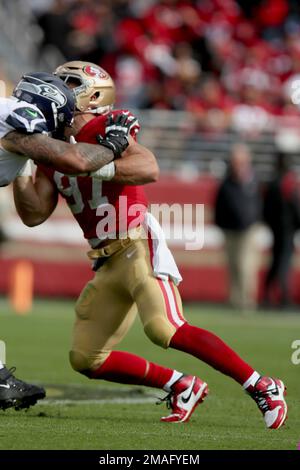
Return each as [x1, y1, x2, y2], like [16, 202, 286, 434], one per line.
[96, 112, 139, 159]
[106, 111, 140, 137]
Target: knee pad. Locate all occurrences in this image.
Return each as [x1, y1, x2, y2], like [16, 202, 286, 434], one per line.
[143, 316, 176, 349]
[69, 350, 110, 377]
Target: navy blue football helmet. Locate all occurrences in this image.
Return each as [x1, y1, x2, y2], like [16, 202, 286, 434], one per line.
[13, 72, 76, 137]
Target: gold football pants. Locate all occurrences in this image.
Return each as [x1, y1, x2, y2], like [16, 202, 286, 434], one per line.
[70, 237, 186, 372]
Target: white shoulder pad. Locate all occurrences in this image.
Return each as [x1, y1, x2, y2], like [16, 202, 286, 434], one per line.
[0, 97, 48, 138]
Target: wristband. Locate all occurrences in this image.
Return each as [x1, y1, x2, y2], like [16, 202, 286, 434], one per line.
[90, 162, 115, 180]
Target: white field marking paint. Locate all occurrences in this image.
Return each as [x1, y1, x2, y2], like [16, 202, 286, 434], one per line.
[0, 340, 6, 365]
[40, 397, 157, 405]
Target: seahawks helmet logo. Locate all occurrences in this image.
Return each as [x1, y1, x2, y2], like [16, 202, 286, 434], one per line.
[15, 82, 67, 108]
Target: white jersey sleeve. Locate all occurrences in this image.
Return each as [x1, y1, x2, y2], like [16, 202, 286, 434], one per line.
[0, 148, 29, 187]
[0, 97, 47, 186]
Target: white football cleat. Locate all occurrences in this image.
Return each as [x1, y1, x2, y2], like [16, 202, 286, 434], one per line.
[247, 376, 288, 429]
[160, 374, 209, 423]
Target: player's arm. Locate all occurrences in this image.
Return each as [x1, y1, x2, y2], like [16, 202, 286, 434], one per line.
[113, 138, 159, 185]
[92, 112, 159, 185]
[2, 131, 114, 175]
[13, 168, 58, 227]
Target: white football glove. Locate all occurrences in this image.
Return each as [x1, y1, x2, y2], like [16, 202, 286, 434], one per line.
[121, 111, 140, 136]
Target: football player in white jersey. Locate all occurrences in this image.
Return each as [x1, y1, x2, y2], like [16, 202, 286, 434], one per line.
[0, 72, 129, 411]
[0, 72, 130, 187]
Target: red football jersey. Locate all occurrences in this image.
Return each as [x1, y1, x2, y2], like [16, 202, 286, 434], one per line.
[41, 111, 148, 247]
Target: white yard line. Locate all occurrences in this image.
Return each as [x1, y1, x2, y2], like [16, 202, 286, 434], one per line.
[40, 397, 157, 405]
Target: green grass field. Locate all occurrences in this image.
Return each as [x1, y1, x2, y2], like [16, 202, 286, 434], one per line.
[0, 298, 299, 450]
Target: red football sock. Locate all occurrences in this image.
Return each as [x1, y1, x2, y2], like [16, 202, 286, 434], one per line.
[90, 351, 174, 390]
[170, 323, 254, 385]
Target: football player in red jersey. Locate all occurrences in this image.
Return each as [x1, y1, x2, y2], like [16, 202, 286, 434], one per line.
[13, 62, 287, 428]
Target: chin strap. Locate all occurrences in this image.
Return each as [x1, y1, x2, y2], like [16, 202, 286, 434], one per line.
[51, 101, 58, 129]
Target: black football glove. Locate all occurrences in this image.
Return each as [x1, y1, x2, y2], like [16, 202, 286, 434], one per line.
[96, 112, 139, 158]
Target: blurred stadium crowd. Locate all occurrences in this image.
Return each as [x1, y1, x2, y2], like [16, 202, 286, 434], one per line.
[26, 0, 300, 135]
[1, 0, 300, 309]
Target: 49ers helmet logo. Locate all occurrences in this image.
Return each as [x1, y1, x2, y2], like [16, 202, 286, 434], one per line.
[55, 61, 115, 112]
[83, 65, 109, 80]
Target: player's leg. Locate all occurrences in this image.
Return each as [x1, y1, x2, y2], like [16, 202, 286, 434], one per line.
[263, 235, 280, 305]
[70, 263, 201, 422]
[133, 239, 287, 428]
[71, 290, 177, 390]
[224, 231, 242, 308]
[132, 238, 256, 384]
[0, 360, 45, 411]
[277, 237, 294, 307]
[239, 226, 259, 310]
[125, 239, 208, 422]
[169, 285, 287, 429]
